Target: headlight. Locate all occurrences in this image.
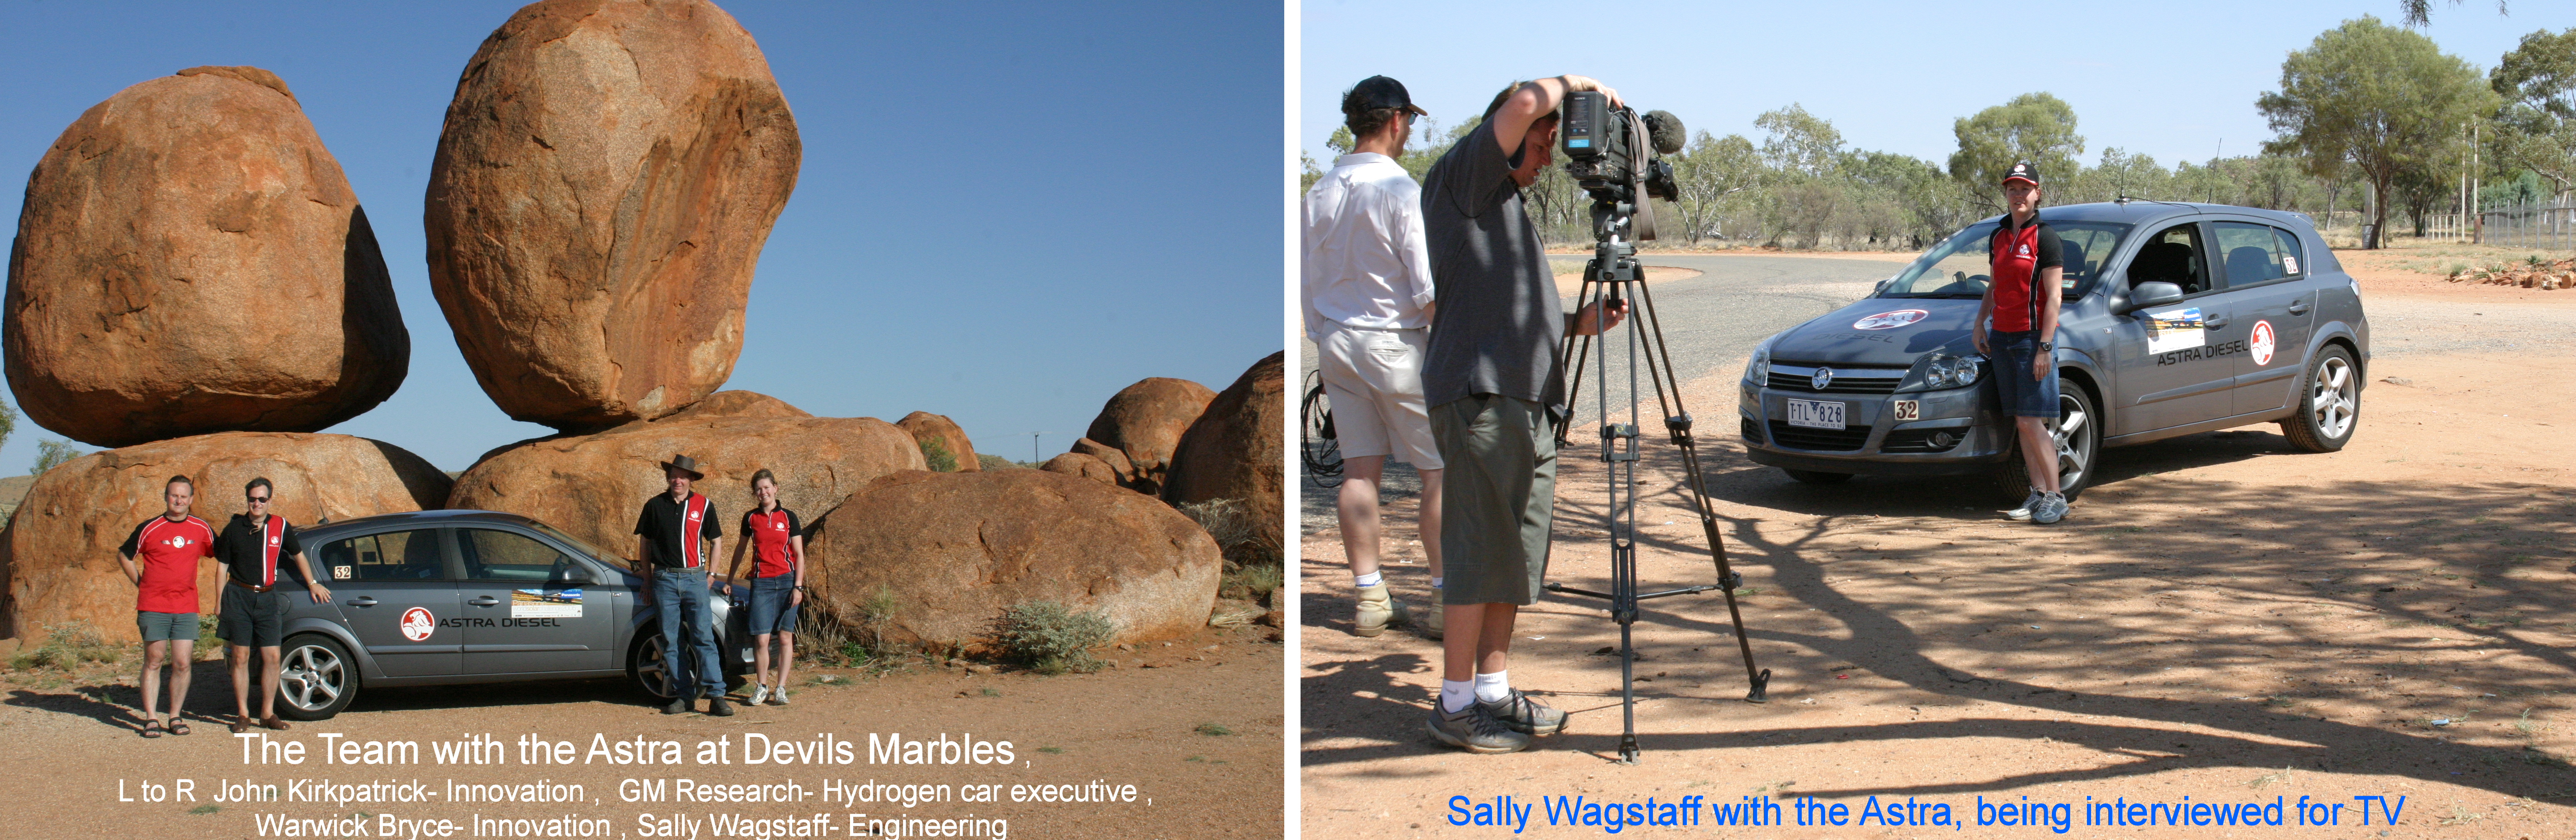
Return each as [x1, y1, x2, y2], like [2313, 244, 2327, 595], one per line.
[1922, 353, 1985, 389]
[1745, 344, 1773, 384]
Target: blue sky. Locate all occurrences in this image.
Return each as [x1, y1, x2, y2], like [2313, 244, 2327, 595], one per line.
[0, 1, 1282, 473]
[1300, 2, 2568, 172]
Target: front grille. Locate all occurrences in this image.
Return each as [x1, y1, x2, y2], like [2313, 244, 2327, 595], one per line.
[1881, 428, 1966, 453]
[1768, 368, 1905, 395]
[1767, 420, 1870, 451]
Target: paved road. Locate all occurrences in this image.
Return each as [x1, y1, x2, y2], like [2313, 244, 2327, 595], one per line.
[1298, 253, 1912, 534]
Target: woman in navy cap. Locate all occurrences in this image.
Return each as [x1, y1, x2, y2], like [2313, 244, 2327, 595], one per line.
[1970, 161, 2070, 524]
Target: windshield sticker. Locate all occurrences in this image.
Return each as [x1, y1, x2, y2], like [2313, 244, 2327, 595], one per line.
[513, 588, 583, 619]
[400, 606, 435, 641]
[2144, 307, 2205, 354]
[1852, 309, 1928, 330]
[2250, 320, 2277, 366]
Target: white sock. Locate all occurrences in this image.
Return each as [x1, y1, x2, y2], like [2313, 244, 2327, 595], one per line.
[1440, 680, 1475, 713]
[1353, 571, 1383, 588]
[1431, 577, 1443, 589]
[1474, 670, 1511, 703]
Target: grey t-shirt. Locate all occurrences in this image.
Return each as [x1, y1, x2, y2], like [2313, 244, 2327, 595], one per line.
[1420, 111, 1563, 414]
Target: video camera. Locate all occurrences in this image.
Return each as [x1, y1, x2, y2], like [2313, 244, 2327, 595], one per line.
[1558, 91, 1684, 205]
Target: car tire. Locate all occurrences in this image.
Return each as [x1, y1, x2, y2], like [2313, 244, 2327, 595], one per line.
[274, 634, 358, 721]
[1991, 384, 2100, 503]
[2280, 346, 2359, 453]
[629, 625, 678, 700]
[1780, 468, 1853, 484]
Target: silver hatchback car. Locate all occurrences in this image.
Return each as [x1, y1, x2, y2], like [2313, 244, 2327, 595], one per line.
[1739, 201, 2369, 500]
[263, 509, 752, 720]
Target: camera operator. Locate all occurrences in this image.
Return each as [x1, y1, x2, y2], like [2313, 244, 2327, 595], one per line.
[1970, 161, 2069, 524]
[1304, 75, 1445, 640]
[1419, 76, 1630, 754]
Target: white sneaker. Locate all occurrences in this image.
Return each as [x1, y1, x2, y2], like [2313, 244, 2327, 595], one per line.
[747, 685, 770, 706]
[767, 686, 790, 706]
[2005, 487, 2043, 520]
[2032, 491, 2069, 524]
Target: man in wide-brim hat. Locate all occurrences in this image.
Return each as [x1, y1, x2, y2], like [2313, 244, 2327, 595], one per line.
[633, 453, 729, 715]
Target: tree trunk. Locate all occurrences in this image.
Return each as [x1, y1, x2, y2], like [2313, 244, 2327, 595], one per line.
[2367, 175, 2390, 250]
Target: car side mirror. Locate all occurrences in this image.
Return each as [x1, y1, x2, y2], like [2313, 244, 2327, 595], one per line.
[1874, 279, 1889, 294]
[2122, 281, 2184, 314]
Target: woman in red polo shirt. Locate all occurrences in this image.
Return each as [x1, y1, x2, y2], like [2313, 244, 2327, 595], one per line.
[1971, 161, 2070, 524]
[724, 469, 806, 706]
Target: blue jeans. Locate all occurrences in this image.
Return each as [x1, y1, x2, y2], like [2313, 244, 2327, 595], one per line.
[651, 569, 724, 698]
[746, 575, 799, 636]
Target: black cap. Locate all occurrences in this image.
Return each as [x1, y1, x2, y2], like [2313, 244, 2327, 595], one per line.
[1343, 75, 1428, 118]
[2002, 160, 2040, 186]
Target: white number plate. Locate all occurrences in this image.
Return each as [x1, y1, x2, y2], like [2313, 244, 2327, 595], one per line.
[1892, 400, 1920, 421]
[1785, 398, 1847, 430]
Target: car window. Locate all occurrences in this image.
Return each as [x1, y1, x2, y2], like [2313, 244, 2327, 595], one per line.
[2126, 223, 2211, 295]
[2273, 227, 2307, 277]
[1879, 220, 2133, 299]
[458, 528, 583, 584]
[2213, 221, 2300, 286]
[318, 529, 449, 582]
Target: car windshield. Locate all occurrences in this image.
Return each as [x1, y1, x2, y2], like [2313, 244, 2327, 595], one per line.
[1880, 219, 2133, 300]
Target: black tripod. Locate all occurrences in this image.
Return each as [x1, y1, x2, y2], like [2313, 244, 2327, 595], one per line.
[1546, 199, 1769, 765]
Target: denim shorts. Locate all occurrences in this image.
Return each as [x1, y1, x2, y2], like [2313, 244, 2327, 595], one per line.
[136, 611, 197, 642]
[746, 575, 800, 635]
[1990, 329, 2061, 418]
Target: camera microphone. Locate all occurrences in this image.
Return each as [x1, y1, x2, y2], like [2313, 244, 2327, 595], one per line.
[1643, 110, 1686, 155]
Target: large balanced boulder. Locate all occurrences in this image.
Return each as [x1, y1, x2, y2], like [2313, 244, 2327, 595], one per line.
[895, 412, 977, 472]
[804, 469, 1220, 651]
[2, 433, 449, 643]
[1081, 377, 1215, 495]
[5, 66, 408, 448]
[448, 391, 920, 560]
[425, 0, 801, 433]
[1166, 352, 1285, 558]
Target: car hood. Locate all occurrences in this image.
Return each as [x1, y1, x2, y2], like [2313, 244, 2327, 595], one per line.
[1766, 297, 1983, 367]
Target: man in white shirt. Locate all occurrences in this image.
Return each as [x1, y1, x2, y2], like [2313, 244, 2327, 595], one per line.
[1304, 75, 1444, 639]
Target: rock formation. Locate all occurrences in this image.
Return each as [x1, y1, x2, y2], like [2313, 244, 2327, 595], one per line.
[1165, 352, 1285, 558]
[2, 433, 449, 642]
[5, 66, 407, 448]
[804, 469, 1219, 651]
[447, 392, 920, 561]
[1081, 377, 1214, 495]
[425, 0, 801, 432]
[895, 412, 978, 472]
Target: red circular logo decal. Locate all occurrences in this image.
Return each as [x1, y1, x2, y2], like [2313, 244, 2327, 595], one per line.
[400, 607, 435, 641]
[2250, 320, 2276, 367]
[1852, 309, 1928, 330]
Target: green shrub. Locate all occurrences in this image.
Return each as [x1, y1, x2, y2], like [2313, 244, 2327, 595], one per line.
[15, 621, 122, 669]
[975, 453, 1017, 471]
[31, 439, 80, 476]
[919, 438, 958, 472]
[986, 601, 1112, 674]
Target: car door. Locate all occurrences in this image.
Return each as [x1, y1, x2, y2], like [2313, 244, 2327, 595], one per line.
[313, 527, 459, 677]
[2107, 220, 2239, 434]
[455, 526, 616, 674]
[2209, 219, 2318, 416]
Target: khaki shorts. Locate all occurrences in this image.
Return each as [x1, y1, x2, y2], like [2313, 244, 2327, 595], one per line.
[1432, 395, 1556, 606]
[1316, 322, 1442, 469]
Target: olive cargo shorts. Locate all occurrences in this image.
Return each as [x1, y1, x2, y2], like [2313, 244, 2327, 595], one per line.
[1432, 394, 1557, 606]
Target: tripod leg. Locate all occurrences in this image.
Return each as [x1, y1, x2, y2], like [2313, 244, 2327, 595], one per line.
[1629, 282, 1771, 703]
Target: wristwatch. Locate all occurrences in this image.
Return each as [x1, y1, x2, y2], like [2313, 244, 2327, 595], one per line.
[2036, 341, 2054, 351]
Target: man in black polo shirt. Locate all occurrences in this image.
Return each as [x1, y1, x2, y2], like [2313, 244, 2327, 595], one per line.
[633, 455, 729, 715]
[213, 476, 332, 733]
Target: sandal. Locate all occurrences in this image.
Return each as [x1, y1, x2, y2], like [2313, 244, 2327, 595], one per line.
[169, 720, 191, 736]
[231, 717, 253, 734]
[140, 720, 165, 738]
[263, 716, 291, 731]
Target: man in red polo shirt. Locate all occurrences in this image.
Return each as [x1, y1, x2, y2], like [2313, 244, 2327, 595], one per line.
[118, 475, 217, 738]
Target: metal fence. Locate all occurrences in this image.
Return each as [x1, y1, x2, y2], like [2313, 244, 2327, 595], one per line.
[2480, 198, 2576, 251]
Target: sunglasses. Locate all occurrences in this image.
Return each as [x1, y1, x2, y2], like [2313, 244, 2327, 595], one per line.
[247, 496, 271, 504]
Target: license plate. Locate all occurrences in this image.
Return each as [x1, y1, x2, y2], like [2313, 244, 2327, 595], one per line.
[1892, 400, 1920, 421]
[1785, 398, 1846, 429]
